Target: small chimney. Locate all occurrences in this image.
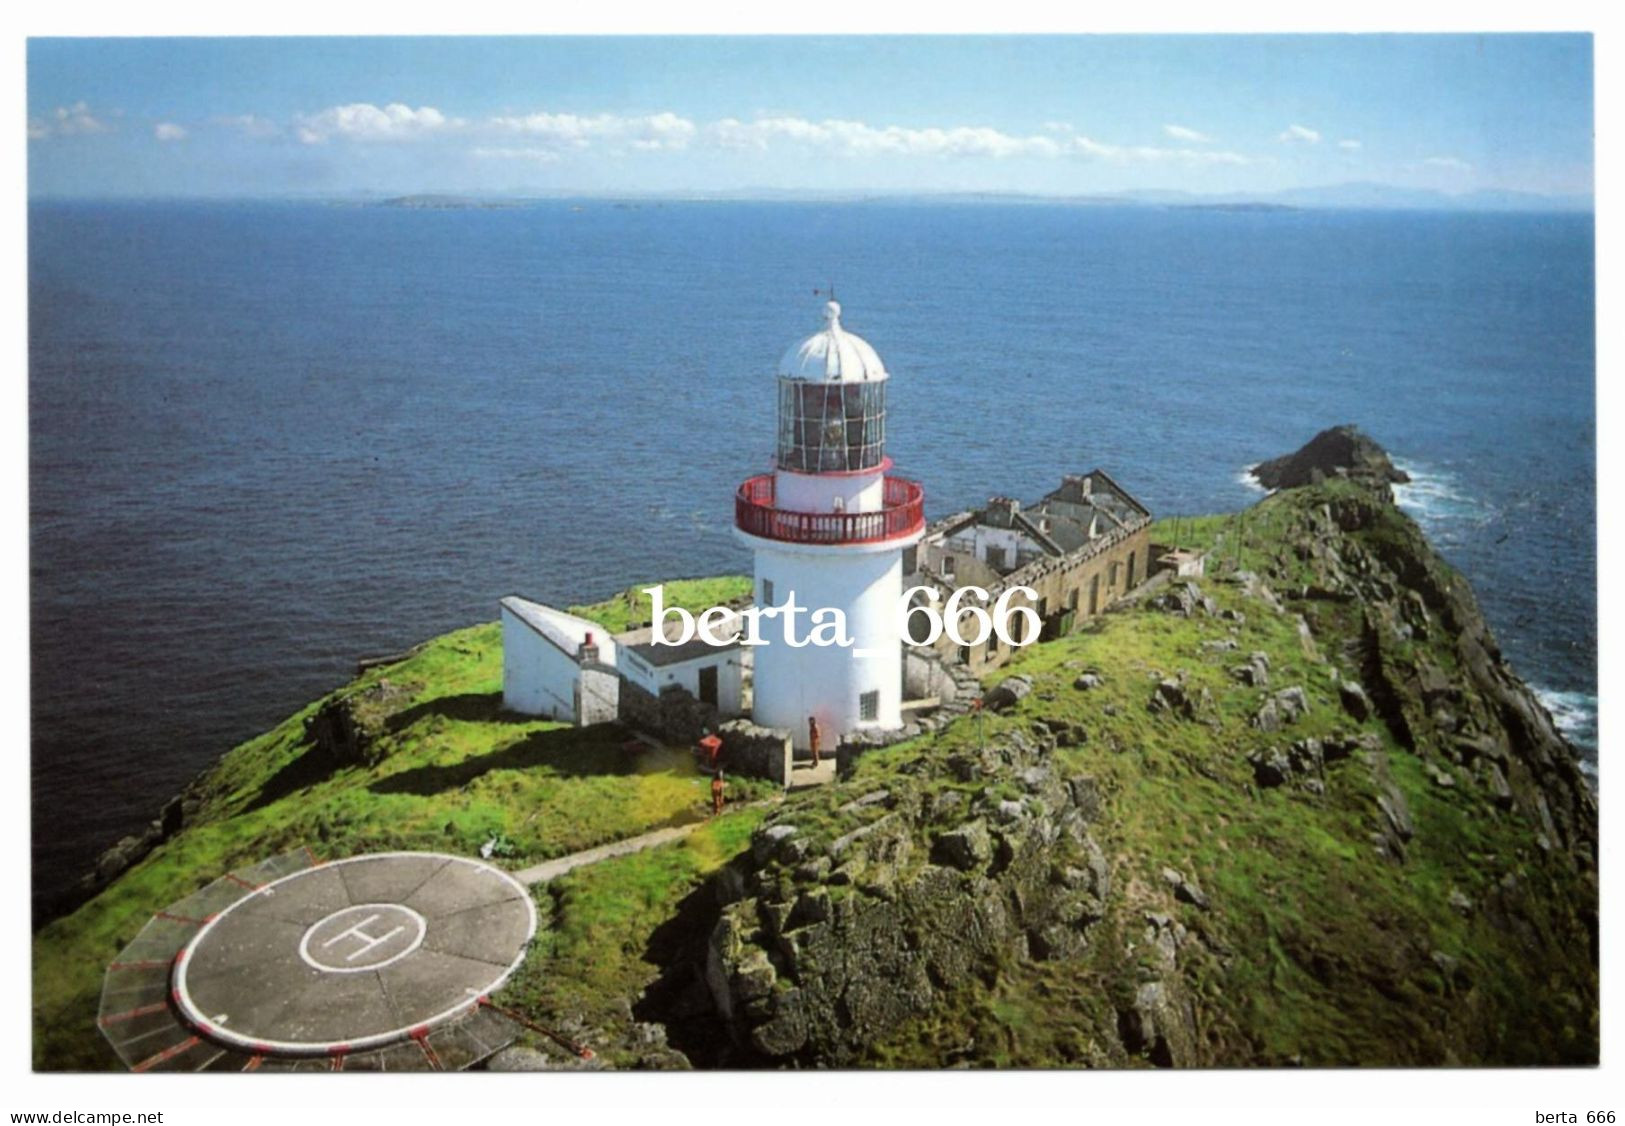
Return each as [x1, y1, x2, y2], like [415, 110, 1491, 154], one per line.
[986, 496, 1019, 526]
[579, 631, 600, 665]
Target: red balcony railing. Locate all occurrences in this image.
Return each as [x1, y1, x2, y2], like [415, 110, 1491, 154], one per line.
[735, 474, 925, 546]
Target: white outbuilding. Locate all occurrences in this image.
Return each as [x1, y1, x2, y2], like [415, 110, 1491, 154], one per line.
[499, 595, 745, 726]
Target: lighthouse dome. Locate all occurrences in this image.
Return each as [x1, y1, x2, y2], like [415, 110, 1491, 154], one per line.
[777, 301, 887, 382]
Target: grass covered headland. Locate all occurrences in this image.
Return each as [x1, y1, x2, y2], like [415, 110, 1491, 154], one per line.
[33, 470, 1596, 1070]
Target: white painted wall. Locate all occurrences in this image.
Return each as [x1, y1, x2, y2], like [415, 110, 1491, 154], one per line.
[499, 597, 620, 721]
[618, 647, 745, 716]
[501, 606, 582, 720]
[774, 466, 886, 514]
[746, 535, 916, 749]
[945, 523, 1041, 571]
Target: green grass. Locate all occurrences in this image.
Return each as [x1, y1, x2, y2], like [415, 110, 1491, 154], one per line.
[568, 576, 752, 634]
[847, 483, 1594, 1067]
[32, 611, 770, 1071]
[502, 809, 766, 1066]
[34, 486, 1595, 1070]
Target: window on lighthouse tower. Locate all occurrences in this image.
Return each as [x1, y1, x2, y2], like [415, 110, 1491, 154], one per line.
[859, 690, 879, 722]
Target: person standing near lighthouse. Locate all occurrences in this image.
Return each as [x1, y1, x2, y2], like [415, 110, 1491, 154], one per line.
[733, 300, 926, 754]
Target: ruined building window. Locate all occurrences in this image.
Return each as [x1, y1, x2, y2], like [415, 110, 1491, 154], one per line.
[859, 689, 879, 722]
[986, 545, 1007, 570]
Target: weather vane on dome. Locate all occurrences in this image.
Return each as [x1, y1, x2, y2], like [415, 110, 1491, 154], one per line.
[812, 283, 837, 303]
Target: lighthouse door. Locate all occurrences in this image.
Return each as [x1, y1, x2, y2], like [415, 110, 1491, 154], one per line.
[697, 666, 719, 708]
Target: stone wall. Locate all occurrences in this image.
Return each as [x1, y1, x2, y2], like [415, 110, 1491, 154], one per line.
[716, 719, 794, 787]
[578, 662, 621, 727]
[617, 679, 719, 745]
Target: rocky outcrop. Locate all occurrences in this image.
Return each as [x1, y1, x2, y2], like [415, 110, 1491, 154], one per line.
[702, 728, 1128, 1066]
[1251, 425, 1411, 491]
[305, 678, 412, 766]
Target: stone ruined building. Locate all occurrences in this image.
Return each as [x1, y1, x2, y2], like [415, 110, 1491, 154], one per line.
[903, 470, 1154, 676]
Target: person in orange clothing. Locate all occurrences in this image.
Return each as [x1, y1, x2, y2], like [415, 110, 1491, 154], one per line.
[808, 716, 821, 768]
[710, 769, 726, 817]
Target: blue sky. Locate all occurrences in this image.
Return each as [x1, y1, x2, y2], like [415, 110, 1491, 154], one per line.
[26, 35, 1594, 198]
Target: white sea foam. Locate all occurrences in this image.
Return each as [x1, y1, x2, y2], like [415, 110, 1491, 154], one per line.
[1534, 686, 1598, 784]
[1236, 464, 1268, 494]
[1391, 459, 1495, 530]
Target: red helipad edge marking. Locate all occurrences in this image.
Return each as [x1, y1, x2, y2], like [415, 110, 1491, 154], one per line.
[303, 845, 322, 867]
[413, 1034, 443, 1072]
[328, 1042, 352, 1058]
[478, 998, 596, 1061]
[225, 872, 262, 890]
[330, 1055, 344, 1072]
[133, 1035, 199, 1073]
[243, 1054, 264, 1072]
[99, 1001, 170, 1027]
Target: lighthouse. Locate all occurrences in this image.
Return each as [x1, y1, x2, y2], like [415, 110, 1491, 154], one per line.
[734, 301, 926, 750]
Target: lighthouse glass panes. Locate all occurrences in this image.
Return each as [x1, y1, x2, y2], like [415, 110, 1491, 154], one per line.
[777, 378, 887, 472]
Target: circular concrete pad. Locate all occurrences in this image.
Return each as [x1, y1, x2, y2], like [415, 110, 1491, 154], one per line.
[174, 852, 536, 1056]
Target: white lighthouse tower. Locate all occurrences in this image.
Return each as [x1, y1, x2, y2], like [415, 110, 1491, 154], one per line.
[734, 301, 925, 751]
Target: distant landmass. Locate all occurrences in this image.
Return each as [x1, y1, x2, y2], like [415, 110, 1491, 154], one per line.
[301, 181, 1593, 214]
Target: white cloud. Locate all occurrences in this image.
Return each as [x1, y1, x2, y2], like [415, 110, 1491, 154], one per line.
[28, 101, 109, 140]
[1423, 155, 1472, 171]
[706, 116, 1249, 166]
[488, 110, 696, 152]
[213, 114, 280, 139]
[1277, 124, 1321, 144]
[708, 116, 1062, 158]
[470, 146, 562, 163]
[1163, 124, 1212, 143]
[294, 103, 458, 144]
[154, 123, 188, 142]
[1337, 138, 1362, 150]
[174, 102, 1258, 170]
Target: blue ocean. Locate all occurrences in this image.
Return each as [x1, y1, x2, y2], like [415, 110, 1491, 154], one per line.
[27, 199, 1596, 909]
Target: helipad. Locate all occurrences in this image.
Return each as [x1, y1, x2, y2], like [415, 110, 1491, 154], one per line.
[170, 852, 536, 1057]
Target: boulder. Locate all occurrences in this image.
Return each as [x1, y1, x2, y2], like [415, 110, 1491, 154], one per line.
[1229, 652, 1270, 688]
[1275, 686, 1311, 724]
[1148, 677, 1209, 721]
[1248, 747, 1292, 787]
[983, 675, 1035, 712]
[1338, 680, 1373, 722]
[1161, 866, 1211, 910]
[932, 820, 992, 871]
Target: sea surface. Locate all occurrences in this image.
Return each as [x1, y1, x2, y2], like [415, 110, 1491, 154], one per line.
[28, 200, 1597, 915]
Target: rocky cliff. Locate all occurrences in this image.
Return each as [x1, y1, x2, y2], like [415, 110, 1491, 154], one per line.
[1251, 424, 1411, 490]
[688, 440, 1596, 1068]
